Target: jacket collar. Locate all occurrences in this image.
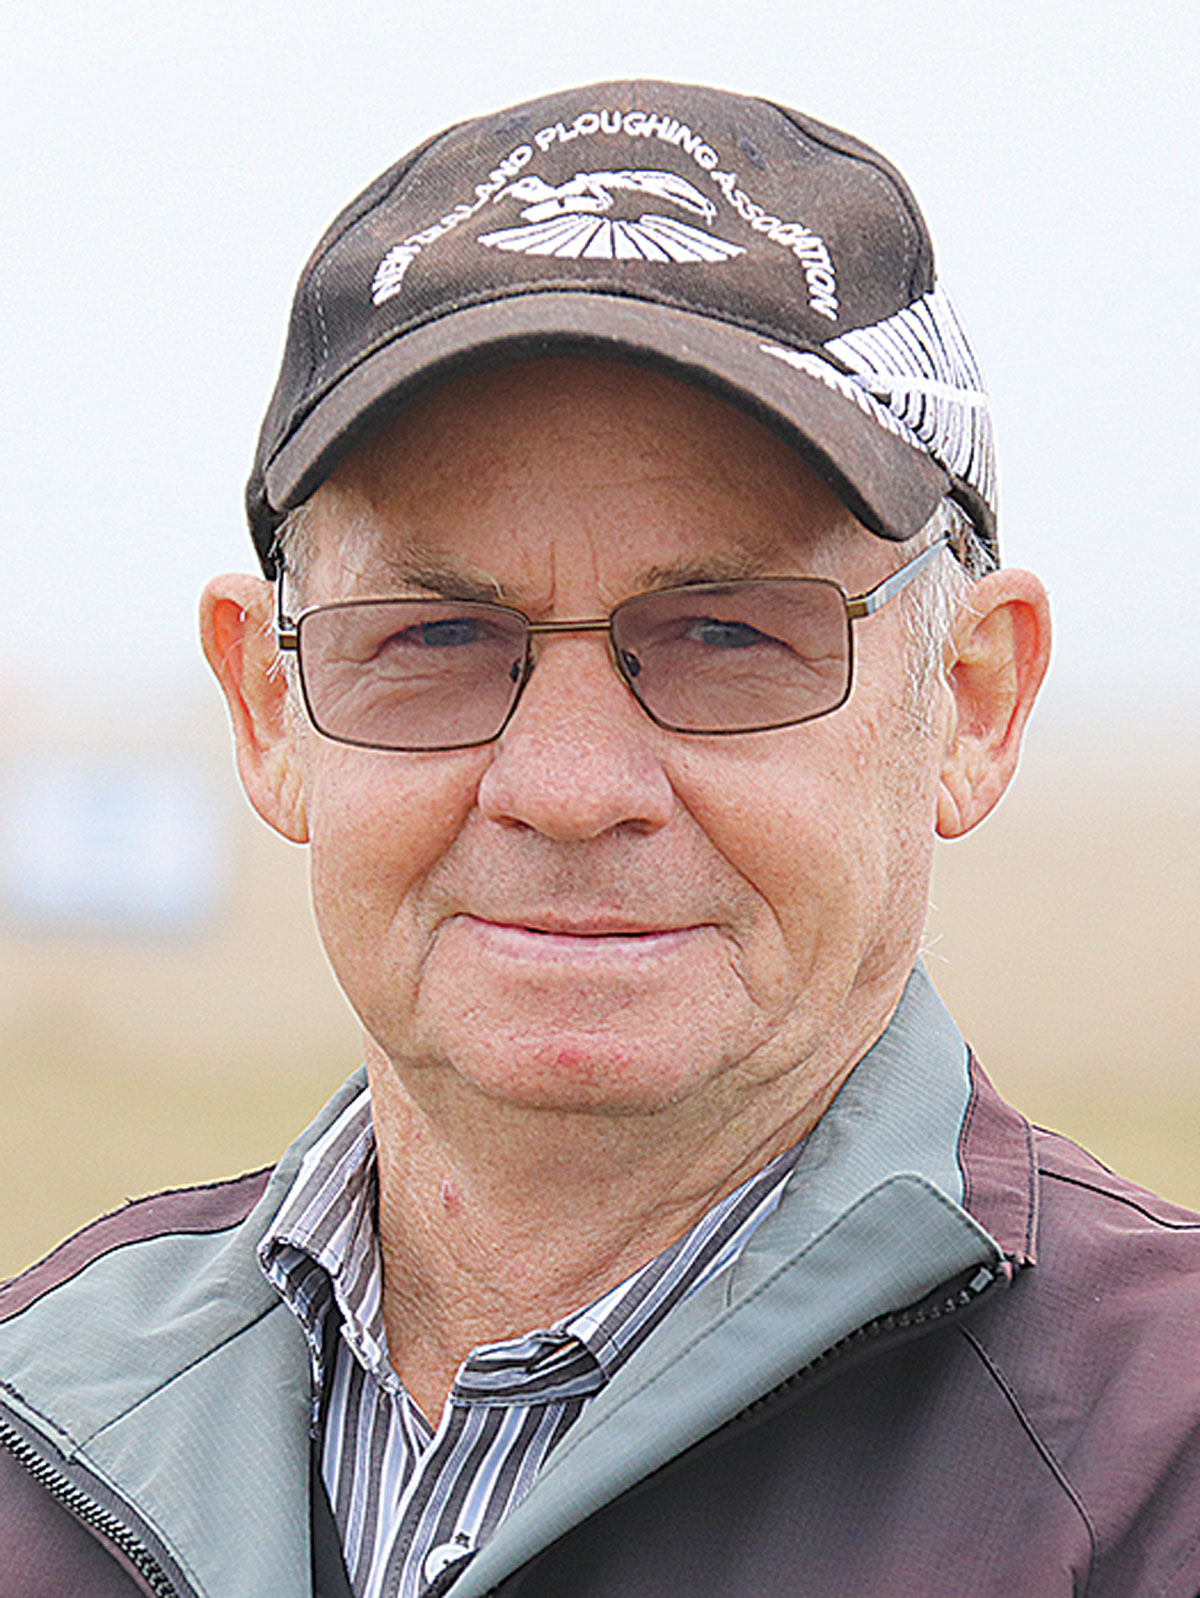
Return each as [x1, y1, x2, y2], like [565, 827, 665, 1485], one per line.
[958, 1054, 1040, 1265]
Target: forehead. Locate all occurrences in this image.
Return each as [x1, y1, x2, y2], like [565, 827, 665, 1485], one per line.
[299, 356, 880, 596]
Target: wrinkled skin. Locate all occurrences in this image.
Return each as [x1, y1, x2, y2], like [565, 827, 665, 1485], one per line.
[202, 357, 1050, 1413]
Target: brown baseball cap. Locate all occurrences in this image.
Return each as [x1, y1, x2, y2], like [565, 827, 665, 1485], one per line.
[247, 79, 997, 577]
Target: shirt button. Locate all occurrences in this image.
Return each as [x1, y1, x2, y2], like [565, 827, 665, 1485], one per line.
[423, 1535, 474, 1582]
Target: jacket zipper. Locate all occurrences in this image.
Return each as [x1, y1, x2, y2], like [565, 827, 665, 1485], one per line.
[0, 1413, 188, 1598]
[723, 1259, 1001, 1423]
[473, 1258, 1005, 1595]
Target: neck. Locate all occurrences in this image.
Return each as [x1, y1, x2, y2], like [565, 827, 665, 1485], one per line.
[364, 975, 907, 1420]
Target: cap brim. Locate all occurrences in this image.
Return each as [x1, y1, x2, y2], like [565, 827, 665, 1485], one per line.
[260, 291, 950, 567]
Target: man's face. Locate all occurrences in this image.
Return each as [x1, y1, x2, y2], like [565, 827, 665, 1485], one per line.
[289, 357, 948, 1130]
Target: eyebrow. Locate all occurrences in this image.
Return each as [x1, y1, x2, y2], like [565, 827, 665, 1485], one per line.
[634, 551, 778, 589]
[346, 547, 786, 608]
[358, 553, 503, 606]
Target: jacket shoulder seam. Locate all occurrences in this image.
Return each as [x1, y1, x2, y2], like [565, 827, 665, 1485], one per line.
[0, 1168, 273, 1322]
[0, 1293, 288, 1459]
[79, 1297, 286, 1449]
[1039, 1166, 1200, 1231]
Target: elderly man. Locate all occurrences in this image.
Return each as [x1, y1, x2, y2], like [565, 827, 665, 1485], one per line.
[2, 80, 1198, 1598]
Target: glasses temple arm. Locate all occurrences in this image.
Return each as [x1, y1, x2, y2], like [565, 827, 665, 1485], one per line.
[845, 536, 950, 621]
[275, 572, 298, 650]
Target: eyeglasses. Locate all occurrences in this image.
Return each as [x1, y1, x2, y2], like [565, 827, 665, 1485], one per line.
[275, 538, 947, 752]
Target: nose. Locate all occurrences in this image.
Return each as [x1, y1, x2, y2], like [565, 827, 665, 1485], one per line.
[476, 635, 676, 840]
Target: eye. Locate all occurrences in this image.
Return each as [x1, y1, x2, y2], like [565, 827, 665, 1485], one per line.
[367, 613, 502, 657]
[686, 616, 774, 650]
[414, 615, 490, 648]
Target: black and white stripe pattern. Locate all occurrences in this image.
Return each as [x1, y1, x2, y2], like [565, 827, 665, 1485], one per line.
[261, 1086, 803, 1598]
[761, 281, 997, 519]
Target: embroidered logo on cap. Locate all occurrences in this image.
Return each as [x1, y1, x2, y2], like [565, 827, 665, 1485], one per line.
[369, 109, 842, 316]
[477, 169, 745, 263]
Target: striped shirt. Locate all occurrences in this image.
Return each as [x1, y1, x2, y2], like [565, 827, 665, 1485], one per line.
[260, 1084, 804, 1598]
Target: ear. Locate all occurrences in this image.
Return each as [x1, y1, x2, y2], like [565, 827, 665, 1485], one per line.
[936, 569, 1051, 840]
[199, 574, 309, 843]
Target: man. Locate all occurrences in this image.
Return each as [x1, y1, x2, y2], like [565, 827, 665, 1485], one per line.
[2, 79, 1198, 1598]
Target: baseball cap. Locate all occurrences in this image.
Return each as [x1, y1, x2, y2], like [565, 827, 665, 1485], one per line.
[247, 79, 997, 578]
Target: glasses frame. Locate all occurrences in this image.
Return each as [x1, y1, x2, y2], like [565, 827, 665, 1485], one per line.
[275, 536, 949, 752]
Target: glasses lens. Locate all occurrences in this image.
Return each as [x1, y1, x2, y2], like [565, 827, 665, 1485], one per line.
[297, 600, 527, 750]
[610, 579, 851, 733]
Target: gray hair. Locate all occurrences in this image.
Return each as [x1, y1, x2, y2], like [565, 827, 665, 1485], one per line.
[275, 503, 315, 610]
[901, 498, 995, 713]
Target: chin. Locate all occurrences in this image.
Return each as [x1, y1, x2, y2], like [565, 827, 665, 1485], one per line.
[438, 1027, 716, 1117]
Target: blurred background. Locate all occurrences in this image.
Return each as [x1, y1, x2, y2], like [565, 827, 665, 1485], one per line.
[2, 0, 1197, 1279]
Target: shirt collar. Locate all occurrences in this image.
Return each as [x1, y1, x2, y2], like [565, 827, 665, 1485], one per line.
[258, 1088, 805, 1410]
[259, 1087, 394, 1396]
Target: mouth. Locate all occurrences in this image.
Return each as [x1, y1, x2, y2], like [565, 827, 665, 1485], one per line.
[452, 914, 705, 961]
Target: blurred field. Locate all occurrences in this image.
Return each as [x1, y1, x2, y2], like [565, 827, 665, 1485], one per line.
[2, 709, 1198, 1282]
[926, 721, 1200, 1210]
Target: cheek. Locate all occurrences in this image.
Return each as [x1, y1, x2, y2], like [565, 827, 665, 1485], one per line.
[303, 745, 486, 952]
[669, 711, 934, 974]
[669, 736, 859, 959]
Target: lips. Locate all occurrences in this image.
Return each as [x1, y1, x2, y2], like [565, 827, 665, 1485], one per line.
[450, 914, 703, 962]
[476, 914, 687, 937]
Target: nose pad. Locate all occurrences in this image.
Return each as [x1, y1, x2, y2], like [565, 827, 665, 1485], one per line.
[477, 636, 674, 840]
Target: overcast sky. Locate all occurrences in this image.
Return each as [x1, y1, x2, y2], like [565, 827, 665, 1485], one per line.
[4, 0, 1198, 730]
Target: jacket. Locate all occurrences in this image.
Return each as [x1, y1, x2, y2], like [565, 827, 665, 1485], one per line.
[3, 969, 1200, 1597]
